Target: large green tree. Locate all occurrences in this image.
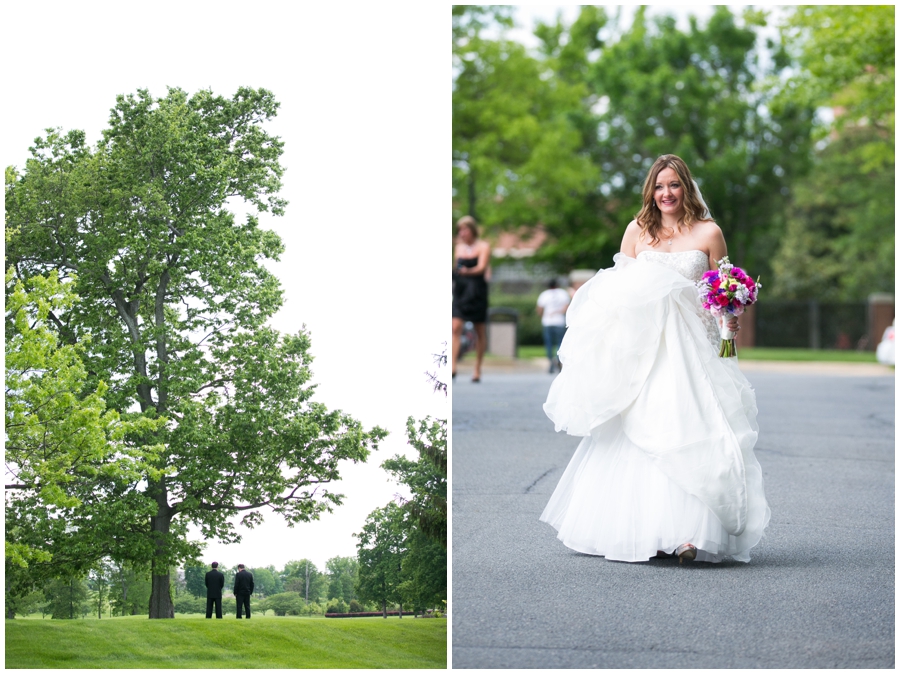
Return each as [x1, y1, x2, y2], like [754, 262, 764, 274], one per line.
[5, 87, 386, 618]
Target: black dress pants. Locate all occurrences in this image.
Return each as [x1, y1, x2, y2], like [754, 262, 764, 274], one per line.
[236, 593, 251, 618]
[206, 596, 222, 619]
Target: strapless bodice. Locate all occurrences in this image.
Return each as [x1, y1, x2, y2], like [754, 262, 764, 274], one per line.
[637, 249, 709, 282]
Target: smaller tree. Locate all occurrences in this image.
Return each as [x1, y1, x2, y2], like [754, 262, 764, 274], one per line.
[249, 566, 277, 597]
[109, 562, 152, 617]
[355, 503, 408, 618]
[44, 576, 91, 620]
[183, 564, 207, 599]
[325, 556, 359, 604]
[282, 559, 326, 604]
[87, 561, 113, 619]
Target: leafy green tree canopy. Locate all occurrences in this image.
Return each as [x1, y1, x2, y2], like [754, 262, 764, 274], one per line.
[5, 87, 387, 618]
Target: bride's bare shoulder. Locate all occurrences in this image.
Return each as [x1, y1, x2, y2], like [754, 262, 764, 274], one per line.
[693, 219, 721, 233]
[693, 219, 723, 241]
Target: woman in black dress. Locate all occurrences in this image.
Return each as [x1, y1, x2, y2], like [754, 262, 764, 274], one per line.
[452, 215, 491, 382]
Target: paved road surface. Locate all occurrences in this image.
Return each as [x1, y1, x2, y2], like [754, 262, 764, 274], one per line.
[451, 367, 894, 668]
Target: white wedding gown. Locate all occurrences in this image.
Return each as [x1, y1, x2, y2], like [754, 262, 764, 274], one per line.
[540, 250, 770, 563]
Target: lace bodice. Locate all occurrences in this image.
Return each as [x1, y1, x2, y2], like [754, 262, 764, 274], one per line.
[637, 249, 709, 282]
[637, 250, 719, 346]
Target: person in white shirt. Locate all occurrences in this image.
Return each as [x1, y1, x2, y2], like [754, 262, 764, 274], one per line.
[536, 279, 570, 373]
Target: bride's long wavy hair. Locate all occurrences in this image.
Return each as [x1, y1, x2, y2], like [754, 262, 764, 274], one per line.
[635, 155, 712, 245]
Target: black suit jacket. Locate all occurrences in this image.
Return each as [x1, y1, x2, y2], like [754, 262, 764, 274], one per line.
[205, 569, 225, 599]
[234, 569, 254, 596]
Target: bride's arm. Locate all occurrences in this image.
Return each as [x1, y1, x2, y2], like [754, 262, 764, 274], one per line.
[707, 225, 739, 331]
[707, 224, 728, 269]
[620, 220, 641, 257]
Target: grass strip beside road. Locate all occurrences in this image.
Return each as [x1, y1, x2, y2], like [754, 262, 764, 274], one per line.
[5, 616, 446, 669]
[513, 345, 879, 363]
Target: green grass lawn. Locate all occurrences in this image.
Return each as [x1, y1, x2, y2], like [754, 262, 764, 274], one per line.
[5, 614, 446, 669]
[513, 344, 879, 363]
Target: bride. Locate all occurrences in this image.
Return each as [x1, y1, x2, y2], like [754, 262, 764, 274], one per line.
[540, 154, 770, 564]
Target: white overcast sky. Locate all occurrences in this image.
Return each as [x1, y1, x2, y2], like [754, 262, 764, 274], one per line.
[3, 2, 448, 572]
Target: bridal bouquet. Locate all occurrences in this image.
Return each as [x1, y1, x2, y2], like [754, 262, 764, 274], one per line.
[696, 257, 761, 358]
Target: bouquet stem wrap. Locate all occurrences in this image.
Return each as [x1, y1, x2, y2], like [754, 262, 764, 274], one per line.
[718, 316, 737, 358]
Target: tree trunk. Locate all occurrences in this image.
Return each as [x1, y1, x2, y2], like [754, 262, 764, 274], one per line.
[467, 167, 477, 221]
[6, 607, 15, 619]
[382, 599, 387, 619]
[148, 481, 175, 619]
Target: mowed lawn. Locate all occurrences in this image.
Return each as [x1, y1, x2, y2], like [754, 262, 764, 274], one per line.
[5, 615, 447, 669]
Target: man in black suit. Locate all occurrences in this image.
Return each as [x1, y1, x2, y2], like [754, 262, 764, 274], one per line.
[233, 563, 254, 619]
[205, 561, 225, 619]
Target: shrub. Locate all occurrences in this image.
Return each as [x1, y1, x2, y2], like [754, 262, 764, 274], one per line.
[300, 601, 325, 616]
[325, 600, 347, 614]
[348, 600, 364, 613]
[264, 592, 303, 616]
[173, 595, 205, 615]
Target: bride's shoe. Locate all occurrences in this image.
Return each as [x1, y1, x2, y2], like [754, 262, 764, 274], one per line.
[675, 543, 697, 564]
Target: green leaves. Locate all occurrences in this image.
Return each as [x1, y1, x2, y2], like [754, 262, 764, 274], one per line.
[5, 87, 387, 616]
[5, 267, 165, 568]
[453, 7, 817, 273]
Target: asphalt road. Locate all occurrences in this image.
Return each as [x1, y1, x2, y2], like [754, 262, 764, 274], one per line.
[451, 368, 895, 669]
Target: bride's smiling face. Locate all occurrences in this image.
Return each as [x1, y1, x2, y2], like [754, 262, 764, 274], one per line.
[654, 167, 684, 216]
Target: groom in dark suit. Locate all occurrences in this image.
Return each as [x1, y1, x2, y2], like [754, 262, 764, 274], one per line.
[233, 563, 254, 619]
[205, 561, 225, 619]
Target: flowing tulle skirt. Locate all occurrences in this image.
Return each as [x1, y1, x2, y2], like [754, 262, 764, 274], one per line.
[540, 254, 770, 563]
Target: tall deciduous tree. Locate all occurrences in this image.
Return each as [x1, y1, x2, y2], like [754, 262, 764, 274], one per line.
[5, 87, 386, 618]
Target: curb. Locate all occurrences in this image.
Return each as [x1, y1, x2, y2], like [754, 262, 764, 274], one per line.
[455, 357, 894, 377]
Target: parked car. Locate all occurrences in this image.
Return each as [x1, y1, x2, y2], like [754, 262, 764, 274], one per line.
[876, 322, 894, 366]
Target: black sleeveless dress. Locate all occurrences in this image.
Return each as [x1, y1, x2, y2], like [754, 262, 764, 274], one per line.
[452, 257, 489, 323]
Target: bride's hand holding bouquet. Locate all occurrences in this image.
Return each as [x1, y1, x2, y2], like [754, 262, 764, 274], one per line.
[696, 256, 760, 358]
